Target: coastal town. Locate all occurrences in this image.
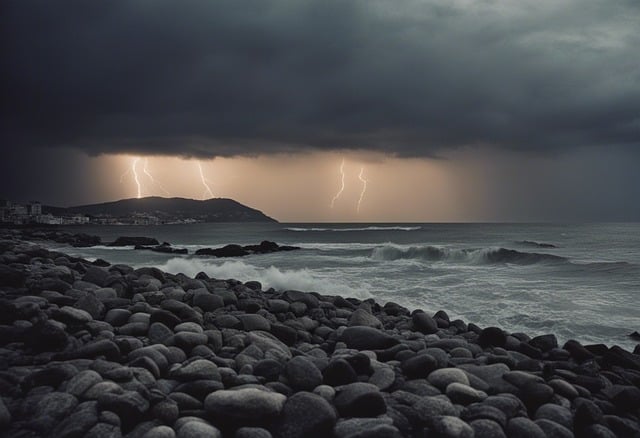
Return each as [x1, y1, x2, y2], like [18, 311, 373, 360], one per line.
[0, 199, 171, 226]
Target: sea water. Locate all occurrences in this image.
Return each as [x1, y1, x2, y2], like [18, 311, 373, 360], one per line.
[51, 223, 640, 350]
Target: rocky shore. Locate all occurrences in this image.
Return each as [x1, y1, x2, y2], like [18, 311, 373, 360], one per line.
[0, 237, 639, 438]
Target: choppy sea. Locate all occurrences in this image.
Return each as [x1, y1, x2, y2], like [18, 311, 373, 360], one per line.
[50, 223, 640, 350]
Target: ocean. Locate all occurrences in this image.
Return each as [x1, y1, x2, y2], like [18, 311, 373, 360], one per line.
[51, 223, 640, 350]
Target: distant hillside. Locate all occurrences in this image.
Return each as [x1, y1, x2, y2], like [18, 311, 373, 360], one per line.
[44, 197, 277, 222]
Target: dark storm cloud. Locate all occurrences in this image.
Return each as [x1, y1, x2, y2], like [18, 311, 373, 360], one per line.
[1, 0, 639, 157]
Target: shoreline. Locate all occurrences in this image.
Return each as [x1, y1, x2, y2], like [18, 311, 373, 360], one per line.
[0, 237, 639, 437]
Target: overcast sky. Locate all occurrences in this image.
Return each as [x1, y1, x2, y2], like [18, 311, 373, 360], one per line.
[1, 0, 639, 221]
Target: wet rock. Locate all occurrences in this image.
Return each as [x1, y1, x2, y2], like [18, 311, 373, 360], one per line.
[239, 314, 271, 332]
[412, 311, 438, 334]
[97, 391, 149, 428]
[35, 392, 78, 419]
[338, 326, 398, 350]
[519, 382, 554, 411]
[401, 354, 437, 379]
[478, 327, 507, 348]
[461, 404, 507, 429]
[51, 401, 99, 437]
[529, 334, 558, 352]
[235, 427, 272, 438]
[334, 383, 386, 417]
[109, 236, 160, 247]
[333, 417, 399, 438]
[535, 403, 573, 430]
[348, 309, 382, 328]
[204, 388, 286, 426]
[170, 359, 221, 381]
[285, 356, 323, 391]
[177, 419, 222, 438]
[323, 359, 358, 387]
[275, 391, 337, 438]
[66, 370, 103, 397]
[369, 367, 396, 391]
[429, 416, 474, 438]
[414, 396, 457, 422]
[428, 368, 470, 390]
[470, 419, 507, 438]
[506, 417, 546, 438]
[142, 425, 176, 438]
[254, 359, 284, 382]
[446, 382, 487, 405]
[535, 419, 574, 438]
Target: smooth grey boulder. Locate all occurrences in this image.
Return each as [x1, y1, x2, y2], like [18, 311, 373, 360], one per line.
[204, 388, 286, 426]
[334, 383, 386, 417]
[275, 392, 337, 438]
[338, 326, 398, 350]
[285, 356, 323, 391]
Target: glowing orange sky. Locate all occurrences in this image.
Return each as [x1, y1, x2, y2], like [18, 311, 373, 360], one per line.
[91, 152, 488, 222]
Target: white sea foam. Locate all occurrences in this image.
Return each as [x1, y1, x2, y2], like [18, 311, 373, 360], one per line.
[155, 257, 372, 298]
[371, 244, 567, 265]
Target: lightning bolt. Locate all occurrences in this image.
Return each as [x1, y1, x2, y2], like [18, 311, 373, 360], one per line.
[197, 161, 215, 199]
[357, 166, 368, 213]
[132, 157, 142, 199]
[143, 158, 170, 196]
[330, 158, 346, 208]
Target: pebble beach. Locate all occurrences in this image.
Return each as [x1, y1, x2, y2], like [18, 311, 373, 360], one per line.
[1, 232, 639, 437]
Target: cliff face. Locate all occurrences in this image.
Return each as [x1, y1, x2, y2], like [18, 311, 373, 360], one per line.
[45, 197, 277, 222]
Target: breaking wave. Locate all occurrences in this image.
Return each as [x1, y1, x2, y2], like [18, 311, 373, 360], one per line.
[284, 226, 422, 232]
[371, 244, 567, 265]
[154, 257, 372, 298]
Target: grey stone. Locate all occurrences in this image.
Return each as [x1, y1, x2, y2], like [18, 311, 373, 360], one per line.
[285, 356, 323, 391]
[535, 403, 573, 430]
[348, 309, 382, 328]
[470, 419, 507, 438]
[275, 391, 337, 438]
[51, 401, 99, 437]
[446, 382, 488, 405]
[548, 379, 579, 399]
[334, 418, 397, 438]
[168, 332, 208, 351]
[66, 370, 103, 397]
[339, 326, 398, 350]
[85, 423, 122, 438]
[177, 420, 222, 438]
[428, 368, 470, 390]
[248, 331, 292, 359]
[461, 404, 507, 429]
[334, 382, 386, 417]
[142, 426, 176, 438]
[369, 367, 396, 391]
[57, 306, 93, 324]
[192, 293, 224, 312]
[535, 419, 574, 438]
[105, 309, 131, 327]
[35, 392, 78, 419]
[204, 388, 286, 425]
[506, 418, 546, 438]
[414, 396, 457, 422]
[429, 416, 474, 438]
[235, 427, 272, 438]
[170, 359, 221, 381]
[239, 314, 271, 331]
[412, 311, 438, 334]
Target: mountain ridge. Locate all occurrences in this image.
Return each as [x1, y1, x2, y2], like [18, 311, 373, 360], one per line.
[43, 196, 277, 223]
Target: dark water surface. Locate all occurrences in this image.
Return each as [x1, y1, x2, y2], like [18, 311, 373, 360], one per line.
[51, 223, 640, 349]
